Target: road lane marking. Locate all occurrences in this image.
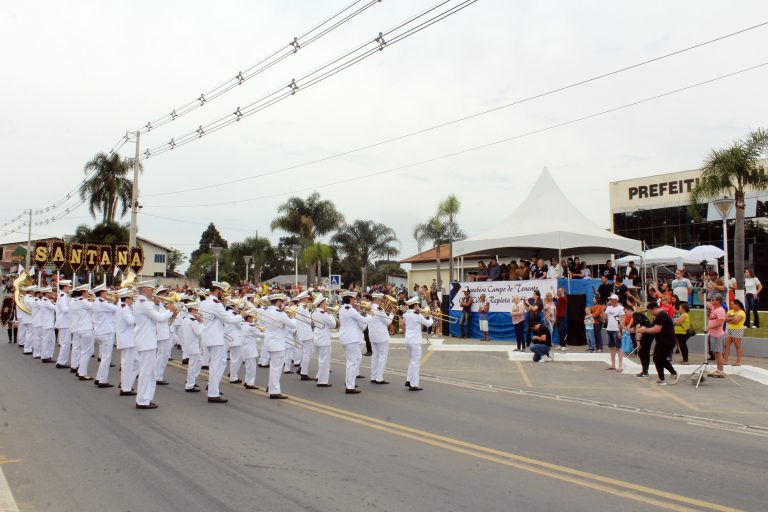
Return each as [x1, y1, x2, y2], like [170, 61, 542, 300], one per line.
[0, 464, 20, 512]
[419, 350, 435, 367]
[642, 380, 703, 413]
[515, 360, 533, 388]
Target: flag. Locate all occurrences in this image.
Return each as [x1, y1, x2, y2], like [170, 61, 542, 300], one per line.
[113, 265, 120, 277]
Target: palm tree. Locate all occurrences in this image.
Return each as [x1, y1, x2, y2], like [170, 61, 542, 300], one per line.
[331, 220, 399, 289]
[271, 192, 344, 285]
[80, 152, 140, 223]
[438, 194, 461, 283]
[302, 242, 333, 285]
[414, 215, 466, 292]
[690, 128, 768, 290]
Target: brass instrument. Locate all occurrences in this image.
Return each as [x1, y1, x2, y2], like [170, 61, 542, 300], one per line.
[13, 271, 33, 315]
[358, 300, 372, 312]
[120, 271, 137, 290]
[252, 311, 302, 349]
[423, 307, 458, 324]
[155, 291, 182, 304]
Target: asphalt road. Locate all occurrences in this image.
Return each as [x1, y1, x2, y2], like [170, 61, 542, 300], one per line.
[1, 334, 767, 512]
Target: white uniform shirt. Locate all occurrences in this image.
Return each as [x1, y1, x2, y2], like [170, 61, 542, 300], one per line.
[261, 305, 297, 352]
[180, 315, 202, 355]
[93, 297, 117, 335]
[311, 309, 336, 347]
[69, 297, 94, 333]
[40, 298, 56, 329]
[155, 303, 171, 341]
[241, 321, 262, 360]
[368, 304, 393, 344]
[198, 295, 241, 348]
[296, 303, 314, 341]
[54, 292, 70, 329]
[338, 304, 371, 346]
[31, 297, 43, 328]
[116, 302, 136, 349]
[224, 310, 243, 348]
[134, 296, 172, 352]
[19, 295, 33, 324]
[403, 309, 433, 345]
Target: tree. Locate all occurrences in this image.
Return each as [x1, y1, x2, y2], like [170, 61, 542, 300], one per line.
[413, 215, 466, 292]
[270, 192, 344, 285]
[366, 260, 407, 286]
[166, 248, 187, 273]
[186, 253, 215, 288]
[438, 194, 461, 283]
[302, 242, 333, 285]
[72, 221, 129, 245]
[229, 235, 272, 283]
[690, 128, 768, 290]
[190, 223, 228, 263]
[331, 220, 399, 289]
[80, 152, 140, 223]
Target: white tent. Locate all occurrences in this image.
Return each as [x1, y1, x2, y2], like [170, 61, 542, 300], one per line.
[453, 168, 642, 258]
[616, 245, 717, 267]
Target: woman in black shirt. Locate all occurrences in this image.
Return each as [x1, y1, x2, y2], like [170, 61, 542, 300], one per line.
[636, 301, 678, 385]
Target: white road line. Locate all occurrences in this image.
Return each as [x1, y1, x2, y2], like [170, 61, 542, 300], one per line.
[0, 465, 20, 512]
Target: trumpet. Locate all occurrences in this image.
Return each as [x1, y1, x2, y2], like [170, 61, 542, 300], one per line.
[153, 291, 182, 305]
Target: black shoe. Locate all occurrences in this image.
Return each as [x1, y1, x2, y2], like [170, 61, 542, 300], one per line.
[70, 368, 78, 373]
[372, 380, 390, 385]
[345, 388, 362, 394]
[120, 390, 137, 396]
[356, 375, 364, 379]
[294, 363, 301, 368]
[244, 383, 259, 390]
[156, 380, 169, 385]
[208, 396, 228, 403]
[269, 394, 288, 399]
[283, 370, 294, 374]
[181, 358, 189, 365]
[97, 383, 114, 388]
[136, 403, 158, 409]
[317, 383, 332, 387]
[78, 375, 93, 381]
[56, 363, 69, 369]
[109, 363, 115, 367]
[201, 365, 209, 370]
[33, 356, 41, 359]
[229, 379, 243, 384]
[41, 358, 55, 363]
[408, 386, 423, 391]
[93, 380, 100, 385]
[300, 374, 312, 381]
[185, 388, 201, 393]
[405, 381, 410, 387]
[363, 352, 372, 356]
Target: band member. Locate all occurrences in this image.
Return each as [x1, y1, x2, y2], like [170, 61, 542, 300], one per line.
[116, 289, 138, 396]
[154, 287, 173, 386]
[31, 287, 44, 358]
[55, 280, 73, 368]
[92, 284, 118, 388]
[39, 287, 57, 363]
[241, 312, 262, 390]
[70, 285, 96, 380]
[295, 291, 314, 381]
[18, 286, 34, 353]
[181, 302, 203, 393]
[257, 299, 271, 368]
[199, 282, 241, 403]
[369, 293, 394, 384]
[283, 295, 302, 374]
[403, 296, 433, 391]
[260, 293, 297, 399]
[134, 280, 175, 409]
[338, 291, 371, 394]
[311, 295, 336, 387]
[226, 307, 244, 384]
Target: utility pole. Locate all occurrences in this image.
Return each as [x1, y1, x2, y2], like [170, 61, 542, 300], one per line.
[129, 131, 140, 249]
[25, 208, 32, 269]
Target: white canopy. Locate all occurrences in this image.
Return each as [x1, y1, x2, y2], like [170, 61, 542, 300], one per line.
[616, 245, 717, 267]
[453, 168, 642, 257]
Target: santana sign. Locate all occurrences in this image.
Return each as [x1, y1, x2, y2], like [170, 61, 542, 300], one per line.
[28, 241, 144, 274]
[450, 279, 557, 313]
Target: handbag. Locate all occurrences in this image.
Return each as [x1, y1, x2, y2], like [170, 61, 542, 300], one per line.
[620, 330, 634, 353]
[686, 326, 696, 337]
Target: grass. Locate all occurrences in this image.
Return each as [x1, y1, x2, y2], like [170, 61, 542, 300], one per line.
[688, 309, 768, 338]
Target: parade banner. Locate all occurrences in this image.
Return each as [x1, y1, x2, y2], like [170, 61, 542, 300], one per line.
[83, 244, 100, 272]
[115, 245, 129, 272]
[129, 246, 144, 273]
[450, 279, 558, 313]
[33, 241, 49, 268]
[50, 241, 67, 270]
[98, 245, 114, 272]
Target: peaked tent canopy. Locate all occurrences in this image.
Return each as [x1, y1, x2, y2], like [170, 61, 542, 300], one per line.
[615, 245, 718, 267]
[453, 168, 642, 258]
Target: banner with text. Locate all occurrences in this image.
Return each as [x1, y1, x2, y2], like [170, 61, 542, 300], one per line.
[450, 279, 558, 312]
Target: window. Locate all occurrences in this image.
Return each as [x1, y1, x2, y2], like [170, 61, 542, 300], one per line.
[154, 254, 166, 264]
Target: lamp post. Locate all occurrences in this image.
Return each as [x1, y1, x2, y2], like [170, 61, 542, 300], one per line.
[211, 246, 223, 282]
[292, 244, 300, 289]
[712, 197, 735, 301]
[243, 255, 252, 285]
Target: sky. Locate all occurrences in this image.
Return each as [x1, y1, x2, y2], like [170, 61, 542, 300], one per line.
[2, 0, 768, 271]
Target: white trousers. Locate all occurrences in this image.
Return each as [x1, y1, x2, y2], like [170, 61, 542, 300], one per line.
[70, 329, 83, 369]
[42, 328, 56, 359]
[229, 345, 243, 381]
[155, 339, 171, 381]
[18, 323, 27, 348]
[207, 345, 226, 398]
[315, 345, 331, 385]
[119, 347, 139, 392]
[75, 331, 95, 377]
[95, 333, 114, 383]
[299, 339, 313, 375]
[136, 348, 157, 406]
[201, 345, 210, 367]
[343, 343, 362, 390]
[268, 350, 286, 395]
[244, 357, 257, 386]
[284, 341, 298, 371]
[406, 343, 422, 387]
[185, 353, 202, 390]
[259, 347, 271, 366]
[33, 326, 43, 357]
[370, 341, 389, 382]
[56, 328, 71, 365]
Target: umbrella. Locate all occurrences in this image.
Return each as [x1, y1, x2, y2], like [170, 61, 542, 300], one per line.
[685, 245, 724, 262]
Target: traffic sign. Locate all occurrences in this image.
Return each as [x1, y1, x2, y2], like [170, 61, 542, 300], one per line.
[330, 274, 341, 288]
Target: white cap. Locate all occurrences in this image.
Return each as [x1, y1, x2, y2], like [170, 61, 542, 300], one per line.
[185, 301, 201, 310]
[371, 292, 384, 299]
[268, 293, 287, 302]
[39, 286, 53, 293]
[58, 279, 72, 286]
[405, 296, 420, 306]
[21, 285, 35, 292]
[154, 286, 167, 294]
[463, 286, 470, 292]
[73, 284, 90, 292]
[294, 291, 309, 301]
[116, 288, 133, 298]
[211, 281, 230, 291]
[137, 279, 157, 290]
[313, 294, 327, 307]
[341, 291, 358, 298]
[92, 284, 107, 293]
[609, 294, 619, 301]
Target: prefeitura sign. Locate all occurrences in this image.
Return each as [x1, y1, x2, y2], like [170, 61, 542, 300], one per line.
[450, 279, 557, 312]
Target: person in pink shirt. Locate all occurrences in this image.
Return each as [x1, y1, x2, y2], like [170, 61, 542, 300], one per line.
[707, 295, 727, 377]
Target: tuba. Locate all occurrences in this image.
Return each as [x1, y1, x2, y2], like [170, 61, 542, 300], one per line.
[120, 271, 138, 290]
[13, 271, 33, 315]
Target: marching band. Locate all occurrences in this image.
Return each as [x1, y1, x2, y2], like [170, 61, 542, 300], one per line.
[2, 273, 435, 410]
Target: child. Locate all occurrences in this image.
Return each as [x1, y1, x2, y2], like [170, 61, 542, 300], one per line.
[584, 307, 596, 352]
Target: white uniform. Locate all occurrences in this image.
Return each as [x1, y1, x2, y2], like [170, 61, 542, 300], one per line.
[70, 297, 95, 377]
[134, 296, 172, 406]
[225, 310, 244, 382]
[241, 322, 263, 387]
[116, 301, 138, 393]
[403, 309, 433, 388]
[257, 307, 271, 367]
[260, 305, 297, 395]
[18, 295, 32, 352]
[368, 304, 394, 383]
[31, 296, 43, 357]
[93, 297, 118, 384]
[311, 308, 336, 385]
[180, 313, 202, 390]
[154, 303, 173, 382]
[199, 295, 241, 398]
[39, 297, 57, 360]
[296, 303, 314, 376]
[55, 291, 73, 366]
[338, 304, 371, 390]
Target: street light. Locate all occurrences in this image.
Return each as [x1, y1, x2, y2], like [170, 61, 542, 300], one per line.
[712, 197, 735, 300]
[291, 244, 301, 288]
[211, 246, 223, 282]
[243, 255, 252, 285]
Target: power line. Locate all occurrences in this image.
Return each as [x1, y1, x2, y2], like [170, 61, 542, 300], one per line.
[145, 61, 768, 209]
[143, 18, 768, 198]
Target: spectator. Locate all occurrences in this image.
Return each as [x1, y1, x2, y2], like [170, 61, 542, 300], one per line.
[508, 261, 519, 281]
[547, 258, 562, 279]
[602, 259, 616, 281]
[516, 262, 530, 280]
[488, 257, 502, 281]
[533, 259, 548, 279]
[744, 269, 762, 329]
[524, 290, 544, 347]
[555, 288, 568, 351]
[591, 296, 605, 352]
[581, 261, 592, 279]
[430, 300, 442, 336]
[475, 261, 489, 281]
[584, 306, 596, 352]
[530, 320, 553, 362]
[597, 275, 613, 305]
[511, 296, 526, 351]
[478, 294, 490, 341]
[670, 269, 693, 305]
[637, 301, 679, 385]
[430, 279, 438, 302]
[614, 275, 631, 308]
[543, 292, 556, 337]
[602, 294, 625, 372]
[458, 287, 473, 338]
[529, 256, 539, 275]
[621, 305, 636, 353]
[625, 261, 639, 287]
[706, 295, 727, 378]
[725, 299, 746, 366]
[673, 303, 692, 365]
